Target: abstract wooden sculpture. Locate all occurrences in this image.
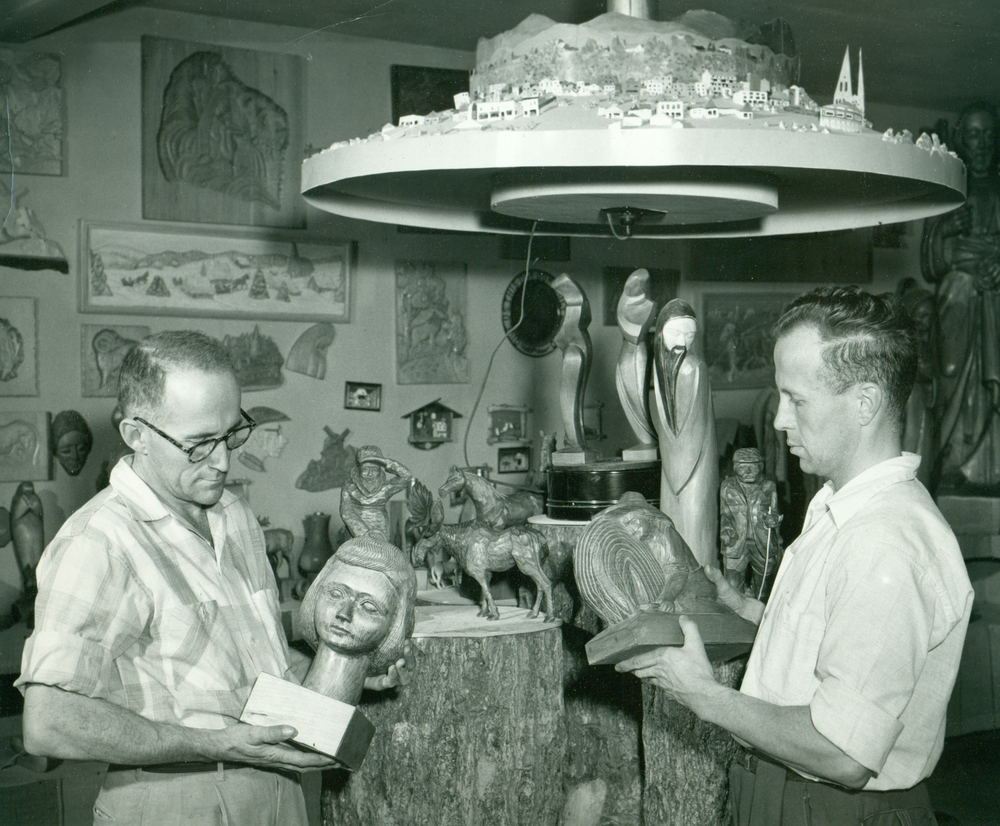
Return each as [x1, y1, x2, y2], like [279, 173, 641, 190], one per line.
[550, 273, 597, 464]
[615, 269, 658, 460]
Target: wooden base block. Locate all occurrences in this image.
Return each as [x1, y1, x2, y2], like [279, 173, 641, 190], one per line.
[240, 673, 375, 771]
[586, 609, 757, 666]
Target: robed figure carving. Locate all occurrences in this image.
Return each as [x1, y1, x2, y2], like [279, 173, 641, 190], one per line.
[651, 299, 718, 568]
[616, 269, 658, 460]
[550, 273, 595, 462]
[922, 102, 1000, 489]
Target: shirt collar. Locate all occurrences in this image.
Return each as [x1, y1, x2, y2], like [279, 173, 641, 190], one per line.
[810, 453, 921, 529]
[109, 455, 238, 524]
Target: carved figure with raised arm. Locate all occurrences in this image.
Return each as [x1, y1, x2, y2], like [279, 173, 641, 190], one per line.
[340, 445, 413, 541]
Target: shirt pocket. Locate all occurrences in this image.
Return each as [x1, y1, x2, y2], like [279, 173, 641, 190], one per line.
[249, 587, 290, 669]
[756, 592, 827, 702]
[154, 599, 240, 690]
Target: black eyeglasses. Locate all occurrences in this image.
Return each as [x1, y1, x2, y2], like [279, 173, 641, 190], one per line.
[134, 409, 257, 463]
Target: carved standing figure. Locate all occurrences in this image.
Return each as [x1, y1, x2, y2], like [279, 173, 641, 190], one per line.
[298, 535, 416, 705]
[922, 101, 1000, 489]
[897, 278, 939, 489]
[651, 299, 719, 567]
[340, 446, 413, 541]
[719, 448, 783, 600]
[615, 268, 658, 459]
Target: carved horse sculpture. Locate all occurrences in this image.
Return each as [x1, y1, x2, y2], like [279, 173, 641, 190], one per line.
[439, 465, 543, 530]
[411, 495, 554, 622]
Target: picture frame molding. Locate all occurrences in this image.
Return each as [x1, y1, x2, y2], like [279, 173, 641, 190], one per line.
[79, 220, 354, 322]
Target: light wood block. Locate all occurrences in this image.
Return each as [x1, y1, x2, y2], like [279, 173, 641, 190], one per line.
[240, 673, 375, 771]
[585, 608, 757, 666]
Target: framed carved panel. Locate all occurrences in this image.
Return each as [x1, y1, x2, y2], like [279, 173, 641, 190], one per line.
[700, 291, 800, 390]
[0, 410, 51, 481]
[141, 36, 306, 228]
[0, 297, 39, 397]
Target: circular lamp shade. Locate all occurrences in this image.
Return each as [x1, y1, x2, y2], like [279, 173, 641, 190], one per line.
[302, 123, 966, 238]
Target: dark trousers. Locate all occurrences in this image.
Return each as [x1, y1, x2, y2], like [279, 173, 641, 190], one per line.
[730, 755, 938, 826]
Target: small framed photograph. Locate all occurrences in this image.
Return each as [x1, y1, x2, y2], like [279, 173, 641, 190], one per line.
[497, 445, 531, 475]
[344, 381, 381, 411]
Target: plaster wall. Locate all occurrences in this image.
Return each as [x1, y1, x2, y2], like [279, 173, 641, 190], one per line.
[0, 5, 958, 618]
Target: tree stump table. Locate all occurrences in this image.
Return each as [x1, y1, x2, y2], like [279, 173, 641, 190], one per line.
[641, 658, 747, 826]
[323, 603, 565, 826]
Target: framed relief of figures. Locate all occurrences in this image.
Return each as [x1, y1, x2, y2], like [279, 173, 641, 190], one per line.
[81, 324, 150, 397]
[395, 260, 469, 384]
[141, 36, 306, 228]
[0, 410, 51, 482]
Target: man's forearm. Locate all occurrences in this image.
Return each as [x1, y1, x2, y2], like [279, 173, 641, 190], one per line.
[23, 684, 216, 764]
[693, 683, 873, 789]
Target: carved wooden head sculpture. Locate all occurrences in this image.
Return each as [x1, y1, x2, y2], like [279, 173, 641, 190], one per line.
[299, 535, 417, 678]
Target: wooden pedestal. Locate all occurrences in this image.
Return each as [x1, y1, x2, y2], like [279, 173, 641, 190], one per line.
[324, 605, 565, 826]
[642, 659, 746, 826]
[240, 673, 375, 771]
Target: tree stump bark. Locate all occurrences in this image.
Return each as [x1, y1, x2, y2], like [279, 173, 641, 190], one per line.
[323, 604, 565, 826]
[641, 658, 746, 826]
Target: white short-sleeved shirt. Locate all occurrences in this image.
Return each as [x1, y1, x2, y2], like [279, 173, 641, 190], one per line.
[741, 453, 973, 790]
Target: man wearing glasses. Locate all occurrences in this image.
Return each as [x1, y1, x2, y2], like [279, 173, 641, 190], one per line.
[17, 331, 411, 825]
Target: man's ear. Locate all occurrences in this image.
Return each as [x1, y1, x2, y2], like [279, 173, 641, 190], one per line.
[120, 419, 146, 454]
[856, 383, 883, 426]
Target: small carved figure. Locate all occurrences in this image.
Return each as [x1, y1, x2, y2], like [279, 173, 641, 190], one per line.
[438, 465, 543, 530]
[922, 101, 1000, 488]
[651, 299, 719, 567]
[719, 448, 783, 600]
[298, 535, 416, 705]
[411, 499, 554, 622]
[615, 268, 658, 454]
[51, 410, 93, 476]
[262, 526, 294, 597]
[340, 446, 413, 541]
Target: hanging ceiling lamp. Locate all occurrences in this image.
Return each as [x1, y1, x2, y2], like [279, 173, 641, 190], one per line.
[302, 1, 964, 238]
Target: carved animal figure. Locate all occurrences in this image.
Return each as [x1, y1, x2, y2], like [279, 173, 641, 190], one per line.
[424, 544, 463, 589]
[439, 465, 543, 530]
[411, 499, 554, 622]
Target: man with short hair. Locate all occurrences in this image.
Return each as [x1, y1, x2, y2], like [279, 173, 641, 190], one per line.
[17, 331, 411, 826]
[618, 286, 973, 825]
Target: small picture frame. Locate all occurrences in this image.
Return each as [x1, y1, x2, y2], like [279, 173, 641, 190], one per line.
[497, 445, 531, 475]
[487, 405, 529, 445]
[344, 381, 381, 411]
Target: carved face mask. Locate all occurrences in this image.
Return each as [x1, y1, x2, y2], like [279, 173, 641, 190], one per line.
[56, 430, 92, 476]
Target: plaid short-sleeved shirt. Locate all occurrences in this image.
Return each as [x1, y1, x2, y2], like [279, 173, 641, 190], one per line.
[17, 457, 295, 730]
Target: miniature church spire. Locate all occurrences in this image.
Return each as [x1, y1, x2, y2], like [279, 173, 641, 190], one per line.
[833, 46, 864, 115]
